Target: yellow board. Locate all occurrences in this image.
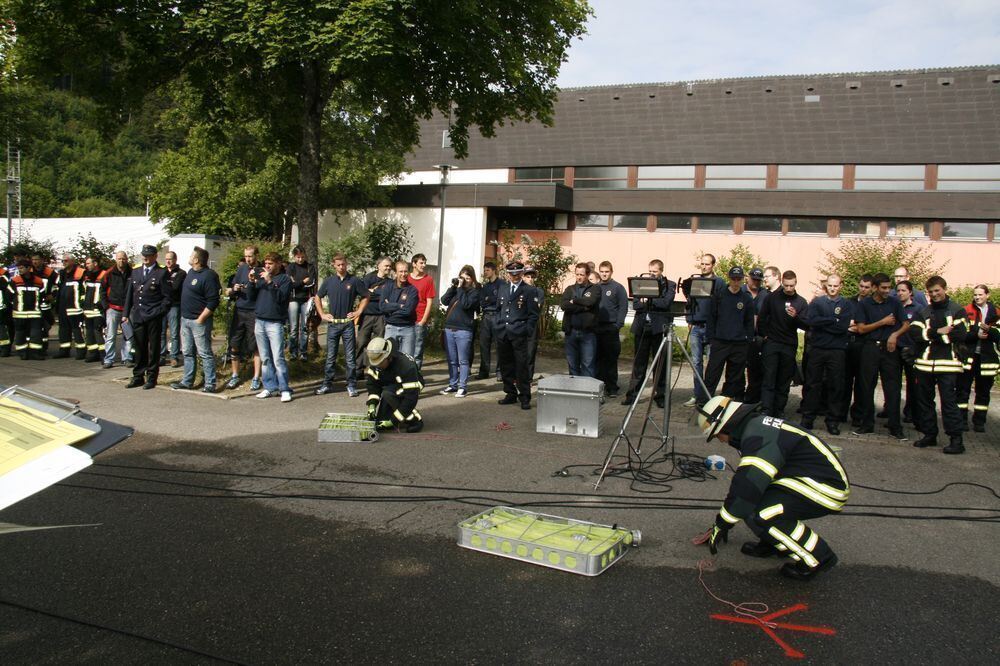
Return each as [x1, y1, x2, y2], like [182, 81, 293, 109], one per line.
[0, 397, 95, 476]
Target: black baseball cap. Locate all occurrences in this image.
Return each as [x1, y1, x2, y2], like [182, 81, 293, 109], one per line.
[728, 266, 745, 280]
[748, 267, 764, 280]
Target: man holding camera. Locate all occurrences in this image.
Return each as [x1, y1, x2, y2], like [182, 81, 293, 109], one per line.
[757, 270, 808, 418]
[224, 246, 264, 391]
[621, 259, 676, 407]
[560, 262, 601, 378]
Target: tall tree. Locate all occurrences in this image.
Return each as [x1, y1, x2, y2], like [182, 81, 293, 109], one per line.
[8, 1, 592, 262]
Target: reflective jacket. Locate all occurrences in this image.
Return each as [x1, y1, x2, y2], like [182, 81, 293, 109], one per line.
[35, 265, 58, 312]
[961, 302, 1000, 376]
[716, 412, 850, 531]
[909, 298, 968, 374]
[58, 265, 86, 316]
[365, 351, 424, 425]
[82, 269, 108, 317]
[9, 273, 46, 318]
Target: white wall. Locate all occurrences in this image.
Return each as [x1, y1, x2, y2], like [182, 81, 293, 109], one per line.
[317, 207, 488, 294]
[386, 169, 509, 186]
[18, 216, 170, 259]
[166, 234, 239, 272]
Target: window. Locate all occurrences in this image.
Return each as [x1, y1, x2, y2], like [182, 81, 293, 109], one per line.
[574, 214, 608, 229]
[886, 220, 929, 238]
[655, 214, 694, 231]
[637, 165, 696, 189]
[612, 214, 648, 230]
[705, 165, 767, 189]
[514, 167, 565, 183]
[787, 218, 829, 234]
[941, 221, 989, 240]
[839, 219, 881, 236]
[697, 215, 735, 232]
[494, 211, 556, 230]
[574, 166, 628, 189]
[744, 217, 783, 233]
[936, 164, 1000, 191]
[777, 165, 842, 190]
[854, 165, 925, 191]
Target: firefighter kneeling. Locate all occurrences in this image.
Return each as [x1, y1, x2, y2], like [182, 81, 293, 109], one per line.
[697, 395, 849, 581]
[364, 337, 424, 433]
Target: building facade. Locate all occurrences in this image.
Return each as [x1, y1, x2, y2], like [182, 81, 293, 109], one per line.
[345, 66, 1000, 290]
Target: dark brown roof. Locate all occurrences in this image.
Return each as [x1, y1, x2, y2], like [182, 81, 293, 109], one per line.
[407, 66, 1000, 169]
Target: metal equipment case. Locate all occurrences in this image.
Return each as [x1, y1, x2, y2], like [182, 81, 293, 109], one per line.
[536, 375, 604, 438]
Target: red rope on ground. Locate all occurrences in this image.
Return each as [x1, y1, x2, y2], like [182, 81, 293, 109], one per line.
[494, 422, 512, 431]
[697, 557, 776, 628]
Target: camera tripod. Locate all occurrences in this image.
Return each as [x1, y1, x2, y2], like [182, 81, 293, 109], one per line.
[594, 321, 711, 490]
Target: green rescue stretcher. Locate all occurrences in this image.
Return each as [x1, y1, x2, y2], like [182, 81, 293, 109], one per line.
[457, 506, 640, 576]
[317, 412, 380, 443]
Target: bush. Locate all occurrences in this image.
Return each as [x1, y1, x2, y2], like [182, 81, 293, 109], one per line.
[318, 216, 414, 278]
[815, 238, 945, 299]
[496, 231, 576, 338]
[949, 284, 1000, 308]
[1, 231, 59, 263]
[716, 243, 769, 280]
[65, 232, 118, 268]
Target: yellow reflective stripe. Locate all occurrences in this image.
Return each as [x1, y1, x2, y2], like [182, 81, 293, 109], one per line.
[772, 478, 845, 511]
[392, 409, 404, 421]
[739, 456, 777, 478]
[759, 504, 784, 520]
[400, 381, 422, 389]
[791, 522, 806, 541]
[780, 423, 850, 491]
[366, 368, 378, 378]
[957, 402, 969, 409]
[410, 409, 421, 421]
[804, 531, 820, 553]
[366, 394, 379, 401]
[799, 476, 850, 501]
[718, 507, 740, 524]
[942, 315, 953, 345]
[774, 542, 788, 551]
[974, 405, 989, 411]
[768, 527, 819, 568]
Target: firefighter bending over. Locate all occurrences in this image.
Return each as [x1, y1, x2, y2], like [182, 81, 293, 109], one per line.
[697, 395, 849, 581]
[364, 337, 424, 433]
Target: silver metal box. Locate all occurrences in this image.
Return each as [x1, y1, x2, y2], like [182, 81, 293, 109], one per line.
[536, 375, 604, 438]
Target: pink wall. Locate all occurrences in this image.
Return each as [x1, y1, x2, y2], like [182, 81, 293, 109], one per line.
[504, 229, 1000, 291]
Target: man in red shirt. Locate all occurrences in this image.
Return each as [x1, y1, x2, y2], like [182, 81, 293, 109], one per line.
[407, 253, 436, 370]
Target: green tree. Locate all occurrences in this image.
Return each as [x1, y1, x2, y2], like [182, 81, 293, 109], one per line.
[65, 232, 118, 267]
[496, 230, 576, 338]
[815, 238, 946, 299]
[8, 1, 592, 265]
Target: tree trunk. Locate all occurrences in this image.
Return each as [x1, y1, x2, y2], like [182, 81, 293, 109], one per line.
[297, 59, 324, 267]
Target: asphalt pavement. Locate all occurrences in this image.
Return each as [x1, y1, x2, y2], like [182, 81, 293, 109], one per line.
[1, 350, 998, 664]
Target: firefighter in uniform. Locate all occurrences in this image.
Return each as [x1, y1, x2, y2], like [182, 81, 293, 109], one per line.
[31, 253, 58, 355]
[54, 254, 87, 359]
[956, 285, 998, 433]
[364, 337, 424, 433]
[495, 261, 541, 409]
[0, 266, 12, 357]
[697, 395, 848, 581]
[123, 245, 172, 389]
[9, 259, 47, 360]
[743, 267, 769, 404]
[909, 275, 968, 454]
[703, 266, 755, 403]
[81, 257, 108, 362]
[800, 275, 851, 435]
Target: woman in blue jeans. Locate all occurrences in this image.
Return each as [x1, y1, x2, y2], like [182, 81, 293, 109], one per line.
[440, 265, 482, 398]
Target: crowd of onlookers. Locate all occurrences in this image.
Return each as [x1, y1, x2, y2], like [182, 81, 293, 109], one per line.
[2, 243, 994, 452]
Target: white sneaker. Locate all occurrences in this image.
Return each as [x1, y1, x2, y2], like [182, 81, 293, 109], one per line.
[683, 397, 697, 407]
[455, 388, 467, 398]
[440, 386, 457, 394]
[280, 391, 292, 403]
[256, 389, 273, 399]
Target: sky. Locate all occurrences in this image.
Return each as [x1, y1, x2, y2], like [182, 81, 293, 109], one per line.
[556, 0, 1000, 88]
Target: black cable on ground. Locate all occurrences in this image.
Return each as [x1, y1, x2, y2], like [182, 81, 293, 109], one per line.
[0, 597, 249, 665]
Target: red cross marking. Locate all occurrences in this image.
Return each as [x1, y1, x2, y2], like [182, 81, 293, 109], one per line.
[710, 603, 836, 659]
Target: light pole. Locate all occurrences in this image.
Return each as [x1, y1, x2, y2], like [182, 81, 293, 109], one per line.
[432, 163, 455, 293]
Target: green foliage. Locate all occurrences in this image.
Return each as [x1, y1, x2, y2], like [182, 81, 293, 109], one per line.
[1, 231, 58, 263]
[216, 239, 290, 287]
[65, 233, 118, 268]
[815, 238, 947, 299]
[949, 284, 1000, 308]
[496, 230, 576, 337]
[317, 217, 414, 278]
[716, 244, 769, 280]
[6, 85, 169, 217]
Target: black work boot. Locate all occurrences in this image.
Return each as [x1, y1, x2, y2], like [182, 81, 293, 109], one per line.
[943, 436, 965, 455]
[913, 434, 937, 448]
[780, 552, 838, 581]
[741, 541, 778, 558]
